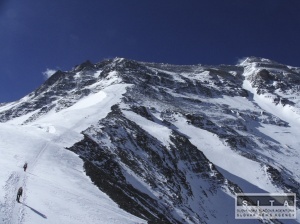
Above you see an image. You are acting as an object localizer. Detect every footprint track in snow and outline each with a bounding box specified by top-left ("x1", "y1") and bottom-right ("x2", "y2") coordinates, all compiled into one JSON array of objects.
[{"x1": 1, "y1": 172, "x2": 21, "y2": 224}]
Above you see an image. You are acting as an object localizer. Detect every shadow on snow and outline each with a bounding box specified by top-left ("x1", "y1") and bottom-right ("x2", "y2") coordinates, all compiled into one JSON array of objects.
[{"x1": 21, "y1": 203, "x2": 47, "y2": 219}]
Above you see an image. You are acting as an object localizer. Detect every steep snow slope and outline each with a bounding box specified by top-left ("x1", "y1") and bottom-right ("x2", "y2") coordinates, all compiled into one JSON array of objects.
[
  {"x1": 0, "y1": 57, "x2": 300, "y2": 223},
  {"x1": 0, "y1": 83, "x2": 146, "y2": 223},
  {"x1": 241, "y1": 58, "x2": 300, "y2": 184}
]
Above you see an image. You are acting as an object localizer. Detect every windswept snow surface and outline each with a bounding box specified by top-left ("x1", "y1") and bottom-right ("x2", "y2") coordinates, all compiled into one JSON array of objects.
[
  {"x1": 0, "y1": 84, "x2": 146, "y2": 224},
  {"x1": 1, "y1": 58, "x2": 300, "y2": 223},
  {"x1": 242, "y1": 66, "x2": 300, "y2": 183}
]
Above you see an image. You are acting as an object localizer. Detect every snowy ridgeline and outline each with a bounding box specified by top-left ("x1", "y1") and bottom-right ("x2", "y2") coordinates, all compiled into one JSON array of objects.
[
  {"x1": 0, "y1": 84, "x2": 146, "y2": 224},
  {"x1": 0, "y1": 57, "x2": 300, "y2": 223}
]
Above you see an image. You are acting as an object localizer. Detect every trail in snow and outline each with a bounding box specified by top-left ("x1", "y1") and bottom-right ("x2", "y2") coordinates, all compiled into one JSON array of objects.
[
  {"x1": 0, "y1": 84, "x2": 146, "y2": 224},
  {"x1": 0, "y1": 123, "x2": 45, "y2": 224},
  {"x1": 2, "y1": 172, "x2": 21, "y2": 224},
  {"x1": 0, "y1": 135, "x2": 49, "y2": 224}
]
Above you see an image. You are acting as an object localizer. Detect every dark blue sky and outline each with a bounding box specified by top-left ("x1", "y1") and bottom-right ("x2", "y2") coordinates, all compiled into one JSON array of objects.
[{"x1": 1, "y1": 0, "x2": 300, "y2": 102}]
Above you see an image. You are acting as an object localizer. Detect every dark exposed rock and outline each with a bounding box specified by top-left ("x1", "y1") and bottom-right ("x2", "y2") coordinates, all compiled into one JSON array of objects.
[
  {"x1": 130, "y1": 106, "x2": 154, "y2": 121},
  {"x1": 1, "y1": 57, "x2": 299, "y2": 222},
  {"x1": 257, "y1": 69, "x2": 273, "y2": 81},
  {"x1": 67, "y1": 104, "x2": 238, "y2": 223},
  {"x1": 266, "y1": 165, "x2": 300, "y2": 207}
]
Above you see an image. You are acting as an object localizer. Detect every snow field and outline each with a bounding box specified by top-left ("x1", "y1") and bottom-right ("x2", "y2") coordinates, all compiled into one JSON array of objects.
[{"x1": 0, "y1": 84, "x2": 146, "y2": 224}]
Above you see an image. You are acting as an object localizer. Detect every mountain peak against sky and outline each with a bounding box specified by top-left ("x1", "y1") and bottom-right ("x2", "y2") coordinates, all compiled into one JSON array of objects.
[
  {"x1": 1, "y1": 0, "x2": 300, "y2": 103},
  {"x1": 73, "y1": 60, "x2": 96, "y2": 72},
  {"x1": 1, "y1": 56, "x2": 299, "y2": 123},
  {"x1": 0, "y1": 57, "x2": 300, "y2": 223},
  {"x1": 238, "y1": 56, "x2": 284, "y2": 66}
]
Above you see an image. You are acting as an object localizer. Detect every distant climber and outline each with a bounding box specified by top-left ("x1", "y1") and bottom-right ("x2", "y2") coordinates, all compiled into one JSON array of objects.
[
  {"x1": 23, "y1": 162, "x2": 28, "y2": 172},
  {"x1": 16, "y1": 187, "x2": 23, "y2": 203}
]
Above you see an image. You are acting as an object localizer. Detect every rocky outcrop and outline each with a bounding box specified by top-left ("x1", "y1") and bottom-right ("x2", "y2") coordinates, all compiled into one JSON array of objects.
[
  {"x1": 68, "y1": 105, "x2": 241, "y2": 223},
  {"x1": 1, "y1": 57, "x2": 300, "y2": 223}
]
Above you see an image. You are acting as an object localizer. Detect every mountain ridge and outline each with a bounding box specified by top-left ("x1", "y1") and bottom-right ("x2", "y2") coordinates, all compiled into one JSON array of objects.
[{"x1": 0, "y1": 57, "x2": 299, "y2": 223}]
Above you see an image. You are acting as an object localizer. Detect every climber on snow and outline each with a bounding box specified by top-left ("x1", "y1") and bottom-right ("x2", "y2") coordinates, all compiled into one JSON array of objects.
[
  {"x1": 23, "y1": 162, "x2": 28, "y2": 172},
  {"x1": 16, "y1": 187, "x2": 23, "y2": 203}
]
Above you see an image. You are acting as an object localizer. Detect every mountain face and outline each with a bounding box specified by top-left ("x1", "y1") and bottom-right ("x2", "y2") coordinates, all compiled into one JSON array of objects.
[{"x1": 1, "y1": 57, "x2": 300, "y2": 223}]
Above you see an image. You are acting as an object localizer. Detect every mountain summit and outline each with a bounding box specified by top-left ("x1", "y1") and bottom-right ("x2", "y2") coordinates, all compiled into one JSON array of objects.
[{"x1": 0, "y1": 57, "x2": 299, "y2": 223}]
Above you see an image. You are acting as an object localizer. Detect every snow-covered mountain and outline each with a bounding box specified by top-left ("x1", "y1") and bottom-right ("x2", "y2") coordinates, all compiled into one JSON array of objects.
[{"x1": 0, "y1": 57, "x2": 299, "y2": 223}]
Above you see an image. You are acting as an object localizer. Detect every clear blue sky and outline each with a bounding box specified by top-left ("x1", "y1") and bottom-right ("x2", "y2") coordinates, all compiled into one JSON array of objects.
[{"x1": 0, "y1": 0, "x2": 300, "y2": 102}]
